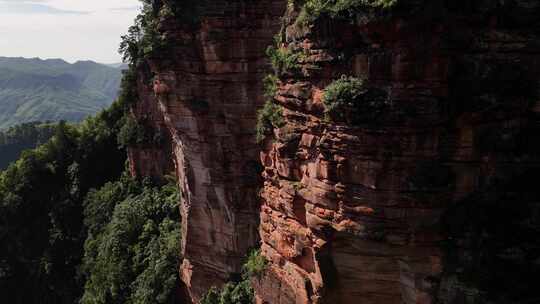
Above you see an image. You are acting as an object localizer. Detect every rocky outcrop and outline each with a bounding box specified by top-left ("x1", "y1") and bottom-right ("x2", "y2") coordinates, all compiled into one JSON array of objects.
[
  {"x1": 129, "y1": 1, "x2": 286, "y2": 302},
  {"x1": 255, "y1": 2, "x2": 540, "y2": 304},
  {"x1": 128, "y1": 1, "x2": 540, "y2": 303},
  {"x1": 129, "y1": 71, "x2": 175, "y2": 179}
]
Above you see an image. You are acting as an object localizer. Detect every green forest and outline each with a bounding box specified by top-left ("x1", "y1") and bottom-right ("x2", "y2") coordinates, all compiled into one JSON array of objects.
[
  {"x1": 1, "y1": 7, "x2": 185, "y2": 296},
  {"x1": 0, "y1": 82, "x2": 260, "y2": 304},
  {"x1": 0, "y1": 90, "x2": 184, "y2": 303},
  {"x1": 0, "y1": 122, "x2": 57, "y2": 170},
  {"x1": 0, "y1": 13, "x2": 268, "y2": 304},
  {"x1": 0, "y1": 1, "x2": 259, "y2": 302}
]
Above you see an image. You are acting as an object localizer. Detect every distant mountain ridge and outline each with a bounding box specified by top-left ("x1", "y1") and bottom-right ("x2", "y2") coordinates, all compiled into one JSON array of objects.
[
  {"x1": 105, "y1": 62, "x2": 129, "y2": 69},
  {"x1": 0, "y1": 57, "x2": 124, "y2": 129}
]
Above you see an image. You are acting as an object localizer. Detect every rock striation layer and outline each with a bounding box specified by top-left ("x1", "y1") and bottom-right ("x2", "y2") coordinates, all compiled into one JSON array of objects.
[
  {"x1": 128, "y1": 1, "x2": 540, "y2": 303},
  {"x1": 255, "y1": 2, "x2": 540, "y2": 304},
  {"x1": 129, "y1": 1, "x2": 286, "y2": 302}
]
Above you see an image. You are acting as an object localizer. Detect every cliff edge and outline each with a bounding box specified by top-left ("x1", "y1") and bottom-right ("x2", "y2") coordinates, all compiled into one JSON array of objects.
[{"x1": 128, "y1": 1, "x2": 540, "y2": 303}]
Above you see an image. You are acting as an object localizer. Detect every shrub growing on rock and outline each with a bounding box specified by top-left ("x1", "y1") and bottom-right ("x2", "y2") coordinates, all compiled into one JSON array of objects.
[
  {"x1": 266, "y1": 45, "x2": 303, "y2": 76},
  {"x1": 263, "y1": 74, "x2": 279, "y2": 100},
  {"x1": 256, "y1": 101, "x2": 285, "y2": 143},
  {"x1": 322, "y1": 76, "x2": 388, "y2": 125},
  {"x1": 243, "y1": 249, "x2": 268, "y2": 278}
]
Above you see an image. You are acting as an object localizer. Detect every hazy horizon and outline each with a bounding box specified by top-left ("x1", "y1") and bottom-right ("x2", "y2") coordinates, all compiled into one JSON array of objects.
[
  {"x1": 0, "y1": 0, "x2": 140, "y2": 64},
  {"x1": 0, "y1": 55, "x2": 127, "y2": 65}
]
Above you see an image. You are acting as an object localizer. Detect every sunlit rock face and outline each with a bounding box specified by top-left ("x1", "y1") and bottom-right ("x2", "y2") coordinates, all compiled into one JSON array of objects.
[
  {"x1": 254, "y1": 2, "x2": 540, "y2": 304},
  {"x1": 128, "y1": 1, "x2": 540, "y2": 303},
  {"x1": 128, "y1": 1, "x2": 287, "y2": 302}
]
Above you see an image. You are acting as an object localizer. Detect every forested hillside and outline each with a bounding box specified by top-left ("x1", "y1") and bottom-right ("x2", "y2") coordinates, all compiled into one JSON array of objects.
[
  {"x1": 0, "y1": 72, "x2": 182, "y2": 303},
  {"x1": 0, "y1": 2, "x2": 184, "y2": 300},
  {"x1": 0, "y1": 57, "x2": 124, "y2": 129},
  {"x1": 1, "y1": 1, "x2": 261, "y2": 302}
]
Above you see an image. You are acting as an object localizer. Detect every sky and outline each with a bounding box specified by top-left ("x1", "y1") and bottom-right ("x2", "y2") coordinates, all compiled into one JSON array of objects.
[{"x1": 0, "y1": 0, "x2": 141, "y2": 63}]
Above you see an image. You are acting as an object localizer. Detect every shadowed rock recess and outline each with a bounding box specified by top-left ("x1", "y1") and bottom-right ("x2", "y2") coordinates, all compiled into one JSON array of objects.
[{"x1": 129, "y1": 1, "x2": 540, "y2": 303}]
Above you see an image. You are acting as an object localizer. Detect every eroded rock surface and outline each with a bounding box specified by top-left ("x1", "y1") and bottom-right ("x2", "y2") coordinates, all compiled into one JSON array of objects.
[
  {"x1": 255, "y1": 2, "x2": 540, "y2": 304},
  {"x1": 129, "y1": 1, "x2": 286, "y2": 302},
  {"x1": 128, "y1": 1, "x2": 540, "y2": 303}
]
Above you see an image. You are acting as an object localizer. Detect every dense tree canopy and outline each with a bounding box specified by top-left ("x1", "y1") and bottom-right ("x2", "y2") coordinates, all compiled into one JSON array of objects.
[
  {"x1": 0, "y1": 96, "x2": 182, "y2": 304},
  {"x1": 0, "y1": 122, "x2": 57, "y2": 170},
  {"x1": 0, "y1": 2, "x2": 196, "y2": 303},
  {"x1": 81, "y1": 175, "x2": 181, "y2": 304},
  {"x1": 0, "y1": 100, "x2": 127, "y2": 303}
]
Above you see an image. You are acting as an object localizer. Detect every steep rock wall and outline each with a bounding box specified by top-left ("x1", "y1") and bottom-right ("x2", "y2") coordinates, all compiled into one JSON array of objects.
[
  {"x1": 127, "y1": 1, "x2": 540, "y2": 303},
  {"x1": 129, "y1": 68, "x2": 175, "y2": 179},
  {"x1": 129, "y1": 1, "x2": 286, "y2": 302},
  {"x1": 255, "y1": 2, "x2": 540, "y2": 304}
]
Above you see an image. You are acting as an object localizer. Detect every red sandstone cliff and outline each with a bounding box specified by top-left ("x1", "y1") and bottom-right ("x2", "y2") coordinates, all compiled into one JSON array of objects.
[
  {"x1": 255, "y1": 2, "x2": 540, "y2": 304},
  {"x1": 129, "y1": 1, "x2": 286, "y2": 302},
  {"x1": 128, "y1": 1, "x2": 540, "y2": 303}
]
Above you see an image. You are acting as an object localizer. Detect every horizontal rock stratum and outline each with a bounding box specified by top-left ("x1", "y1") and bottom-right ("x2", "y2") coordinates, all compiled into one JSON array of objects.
[{"x1": 128, "y1": 1, "x2": 540, "y2": 303}]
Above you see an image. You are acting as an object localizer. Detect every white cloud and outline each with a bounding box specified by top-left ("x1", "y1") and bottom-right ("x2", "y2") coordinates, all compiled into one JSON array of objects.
[
  {"x1": 0, "y1": 0, "x2": 141, "y2": 63},
  {"x1": 0, "y1": 2, "x2": 90, "y2": 15}
]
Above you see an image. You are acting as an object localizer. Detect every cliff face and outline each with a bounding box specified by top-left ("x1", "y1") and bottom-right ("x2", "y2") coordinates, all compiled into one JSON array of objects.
[
  {"x1": 128, "y1": 1, "x2": 540, "y2": 303},
  {"x1": 129, "y1": 1, "x2": 286, "y2": 302},
  {"x1": 255, "y1": 2, "x2": 540, "y2": 304}
]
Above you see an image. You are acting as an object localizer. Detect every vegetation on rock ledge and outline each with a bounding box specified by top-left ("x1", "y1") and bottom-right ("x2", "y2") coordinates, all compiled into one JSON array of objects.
[
  {"x1": 256, "y1": 40, "x2": 291, "y2": 143},
  {"x1": 256, "y1": 101, "x2": 285, "y2": 143},
  {"x1": 323, "y1": 76, "x2": 388, "y2": 126},
  {"x1": 266, "y1": 45, "x2": 303, "y2": 77},
  {"x1": 293, "y1": 0, "x2": 398, "y2": 24},
  {"x1": 243, "y1": 249, "x2": 268, "y2": 278},
  {"x1": 263, "y1": 74, "x2": 279, "y2": 100}
]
